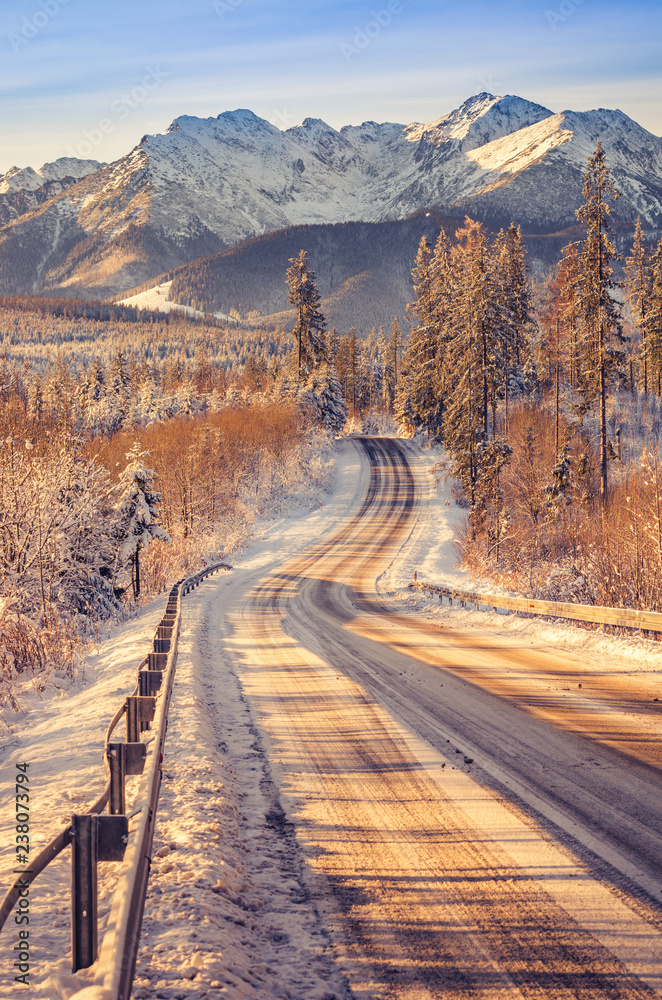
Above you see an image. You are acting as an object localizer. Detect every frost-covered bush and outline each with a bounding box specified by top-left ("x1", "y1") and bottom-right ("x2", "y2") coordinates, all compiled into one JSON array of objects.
[
  {"x1": 458, "y1": 398, "x2": 662, "y2": 611},
  {"x1": 103, "y1": 402, "x2": 337, "y2": 590},
  {"x1": 0, "y1": 442, "x2": 121, "y2": 623}
]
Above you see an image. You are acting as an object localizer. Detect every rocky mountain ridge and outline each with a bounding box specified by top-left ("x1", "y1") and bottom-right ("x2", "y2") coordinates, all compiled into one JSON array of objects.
[
  {"x1": 0, "y1": 93, "x2": 660, "y2": 299},
  {"x1": 0, "y1": 157, "x2": 105, "y2": 226}
]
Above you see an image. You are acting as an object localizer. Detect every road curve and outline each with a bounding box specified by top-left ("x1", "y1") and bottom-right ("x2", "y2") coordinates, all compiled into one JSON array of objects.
[{"x1": 223, "y1": 437, "x2": 662, "y2": 1000}]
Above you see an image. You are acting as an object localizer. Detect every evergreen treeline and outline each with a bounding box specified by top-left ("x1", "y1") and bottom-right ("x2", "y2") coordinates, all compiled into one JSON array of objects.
[
  {"x1": 396, "y1": 217, "x2": 536, "y2": 540},
  {"x1": 398, "y1": 142, "x2": 662, "y2": 612},
  {"x1": 0, "y1": 294, "x2": 225, "y2": 328}
]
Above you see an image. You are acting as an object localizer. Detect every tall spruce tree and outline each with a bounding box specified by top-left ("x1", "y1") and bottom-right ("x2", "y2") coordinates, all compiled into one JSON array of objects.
[
  {"x1": 644, "y1": 236, "x2": 662, "y2": 396},
  {"x1": 495, "y1": 223, "x2": 537, "y2": 433},
  {"x1": 383, "y1": 318, "x2": 402, "y2": 412},
  {"x1": 443, "y1": 218, "x2": 511, "y2": 536},
  {"x1": 286, "y1": 250, "x2": 326, "y2": 382},
  {"x1": 574, "y1": 141, "x2": 624, "y2": 504},
  {"x1": 396, "y1": 233, "x2": 449, "y2": 437},
  {"x1": 557, "y1": 241, "x2": 582, "y2": 392},
  {"x1": 625, "y1": 217, "x2": 651, "y2": 393}
]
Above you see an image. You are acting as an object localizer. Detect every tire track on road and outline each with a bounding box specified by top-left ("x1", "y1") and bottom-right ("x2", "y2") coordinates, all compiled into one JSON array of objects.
[{"x1": 223, "y1": 437, "x2": 662, "y2": 999}]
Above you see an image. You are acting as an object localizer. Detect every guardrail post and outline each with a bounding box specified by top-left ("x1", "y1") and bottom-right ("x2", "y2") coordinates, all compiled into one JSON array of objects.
[
  {"x1": 71, "y1": 815, "x2": 129, "y2": 973},
  {"x1": 71, "y1": 814, "x2": 98, "y2": 971},
  {"x1": 139, "y1": 669, "x2": 163, "y2": 695},
  {"x1": 126, "y1": 697, "x2": 139, "y2": 743},
  {"x1": 125, "y1": 696, "x2": 156, "y2": 742},
  {"x1": 106, "y1": 744, "x2": 127, "y2": 815},
  {"x1": 148, "y1": 651, "x2": 168, "y2": 670},
  {"x1": 126, "y1": 742, "x2": 147, "y2": 775}
]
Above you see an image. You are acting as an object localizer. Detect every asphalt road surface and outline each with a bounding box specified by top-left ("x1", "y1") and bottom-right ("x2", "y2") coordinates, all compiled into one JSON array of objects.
[{"x1": 222, "y1": 436, "x2": 662, "y2": 1000}]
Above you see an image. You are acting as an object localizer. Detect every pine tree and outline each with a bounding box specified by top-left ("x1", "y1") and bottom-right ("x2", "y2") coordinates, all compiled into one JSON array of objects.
[
  {"x1": 644, "y1": 236, "x2": 662, "y2": 396},
  {"x1": 301, "y1": 362, "x2": 348, "y2": 434},
  {"x1": 86, "y1": 358, "x2": 106, "y2": 405},
  {"x1": 442, "y1": 218, "x2": 510, "y2": 536},
  {"x1": 115, "y1": 443, "x2": 171, "y2": 598},
  {"x1": 349, "y1": 327, "x2": 358, "y2": 414},
  {"x1": 397, "y1": 233, "x2": 449, "y2": 437},
  {"x1": 557, "y1": 242, "x2": 583, "y2": 392},
  {"x1": 574, "y1": 141, "x2": 624, "y2": 504},
  {"x1": 495, "y1": 223, "x2": 537, "y2": 433},
  {"x1": 624, "y1": 217, "x2": 651, "y2": 393},
  {"x1": 45, "y1": 356, "x2": 75, "y2": 446},
  {"x1": 383, "y1": 318, "x2": 402, "y2": 412},
  {"x1": 285, "y1": 250, "x2": 326, "y2": 382}
]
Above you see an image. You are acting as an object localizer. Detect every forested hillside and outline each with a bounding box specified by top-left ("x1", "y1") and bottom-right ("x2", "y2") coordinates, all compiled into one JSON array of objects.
[{"x1": 130, "y1": 212, "x2": 638, "y2": 334}]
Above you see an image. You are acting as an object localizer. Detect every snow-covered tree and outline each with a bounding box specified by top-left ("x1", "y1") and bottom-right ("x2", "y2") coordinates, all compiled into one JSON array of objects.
[
  {"x1": 383, "y1": 318, "x2": 402, "y2": 412},
  {"x1": 0, "y1": 443, "x2": 119, "y2": 622},
  {"x1": 494, "y1": 223, "x2": 538, "y2": 429},
  {"x1": 573, "y1": 141, "x2": 625, "y2": 504},
  {"x1": 396, "y1": 231, "x2": 451, "y2": 437},
  {"x1": 625, "y1": 218, "x2": 652, "y2": 393},
  {"x1": 300, "y1": 362, "x2": 348, "y2": 435},
  {"x1": 440, "y1": 219, "x2": 511, "y2": 535},
  {"x1": 115, "y1": 443, "x2": 170, "y2": 598},
  {"x1": 644, "y1": 236, "x2": 662, "y2": 396},
  {"x1": 286, "y1": 250, "x2": 327, "y2": 382}
]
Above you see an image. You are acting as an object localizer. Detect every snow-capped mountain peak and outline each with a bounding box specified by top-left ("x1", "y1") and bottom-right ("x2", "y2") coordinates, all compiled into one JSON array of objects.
[
  {"x1": 1, "y1": 93, "x2": 661, "y2": 300},
  {"x1": 405, "y1": 93, "x2": 554, "y2": 151},
  {"x1": 0, "y1": 156, "x2": 106, "y2": 228},
  {"x1": 0, "y1": 157, "x2": 104, "y2": 195}
]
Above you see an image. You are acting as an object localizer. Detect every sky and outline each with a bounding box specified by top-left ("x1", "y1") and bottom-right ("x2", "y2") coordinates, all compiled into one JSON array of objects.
[{"x1": 0, "y1": 0, "x2": 661, "y2": 174}]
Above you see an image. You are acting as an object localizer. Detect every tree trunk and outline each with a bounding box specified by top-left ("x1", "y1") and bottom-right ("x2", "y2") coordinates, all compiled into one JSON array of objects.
[
  {"x1": 600, "y1": 357, "x2": 608, "y2": 505},
  {"x1": 134, "y1": 547, "x2": 141, "y2": 599}
]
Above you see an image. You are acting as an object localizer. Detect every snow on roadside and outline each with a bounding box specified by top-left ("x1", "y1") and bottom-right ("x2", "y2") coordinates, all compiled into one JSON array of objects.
[
  {"x1": 128, "y1": 440, "x2": 365, "y2": 1000},
  {"x1": 0, "y1": 598, "x2": 167, "y2": 998},
  {"x1": 380, "y1": 442, "x2": 662, "y2": 674},
  {"x1": 0, "y1": 439, "x2": 363, "y2": 998},
  {"x1": 128, "y1": 576, "x2": 350, "y2": 1000}
]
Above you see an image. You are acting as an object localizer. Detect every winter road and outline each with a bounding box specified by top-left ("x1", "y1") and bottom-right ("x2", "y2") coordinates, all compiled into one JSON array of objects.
[{"x1": 221, "y1": 437, "x2": 662, "y2": 1000}]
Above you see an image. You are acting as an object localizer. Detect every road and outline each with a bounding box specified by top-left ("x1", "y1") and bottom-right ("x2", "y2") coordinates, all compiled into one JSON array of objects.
[{"x1": 222, "y1": 436, "x2": 662, "y2": 1000}]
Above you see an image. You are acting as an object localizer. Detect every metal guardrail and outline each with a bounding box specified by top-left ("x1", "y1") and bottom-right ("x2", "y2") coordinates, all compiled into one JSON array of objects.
[
  {"x1": 0, "y1": 560, "x2": 231, "y2": 999},
  {"x1": 91, "y1": 561, "x2": 230, "y2": 999},
  {"x1": 410, "y1": 580, "x2": 662, "y2": 634}
]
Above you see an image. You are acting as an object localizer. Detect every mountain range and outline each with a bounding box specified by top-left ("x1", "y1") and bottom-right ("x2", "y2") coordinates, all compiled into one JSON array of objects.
[
  {"x1": 1, "y1": 93, "x2": 661, "y2": 320},
  {"x1": 0, "y1": 158, "x2": 104, "y2": 227}
]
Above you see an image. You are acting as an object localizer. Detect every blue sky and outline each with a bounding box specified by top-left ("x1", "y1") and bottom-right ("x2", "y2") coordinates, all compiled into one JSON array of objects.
[{"x1": 1, "y1": 0, "x2": 660, "y2": 173}]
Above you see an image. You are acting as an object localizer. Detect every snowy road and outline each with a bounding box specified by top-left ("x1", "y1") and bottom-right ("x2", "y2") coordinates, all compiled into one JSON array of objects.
[{"x1": 219, "y1": 436, "x2": 662, "y2": 999}]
